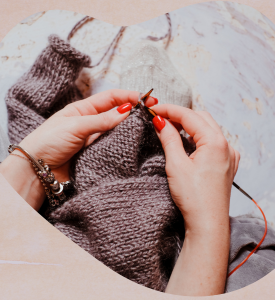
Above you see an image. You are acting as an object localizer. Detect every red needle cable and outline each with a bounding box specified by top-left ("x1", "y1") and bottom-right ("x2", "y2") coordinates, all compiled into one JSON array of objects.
[{"x1": 228, "y1": 183, "x2": 268, "y2": 277}]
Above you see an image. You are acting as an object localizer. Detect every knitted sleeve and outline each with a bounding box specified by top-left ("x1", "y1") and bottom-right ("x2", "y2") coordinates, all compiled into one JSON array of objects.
[{"x1": 5, "y1": 34, "x2": 91, "y2": 144}]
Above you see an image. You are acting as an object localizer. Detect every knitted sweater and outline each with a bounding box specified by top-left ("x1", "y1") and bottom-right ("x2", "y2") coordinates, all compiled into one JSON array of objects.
[{"x1": 5, "y1": 34, "x2": 275, "y2": 293}]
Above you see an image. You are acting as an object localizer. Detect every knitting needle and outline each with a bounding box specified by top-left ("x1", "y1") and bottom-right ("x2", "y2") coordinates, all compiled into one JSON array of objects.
[
  {"x1": 140, "y1": 88, "x2": 158, "y2": 117},
  {"x1": 140, "y1": 88, "x2": 267, "y2": 276},
  {"x1": 141, "y1": 90, "x2": 255, "y2": 201},
  {"x1": 232, "y1": 181, "x2": 252, "y2": 200},
  {"x1": 141, "y1": 88, "x2": 154, "y2": 102}
]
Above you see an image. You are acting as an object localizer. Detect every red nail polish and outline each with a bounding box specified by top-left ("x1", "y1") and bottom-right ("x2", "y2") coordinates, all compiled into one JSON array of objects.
[
  {"x1": 153, "y1": 115, "x2": 166, "y2": 132},
  {"x1": 152, "y1": 97, "x2": 158, "y2": 104},
  {"x1": 117, "y1": 103, "x2": 132, "y2": 114}
]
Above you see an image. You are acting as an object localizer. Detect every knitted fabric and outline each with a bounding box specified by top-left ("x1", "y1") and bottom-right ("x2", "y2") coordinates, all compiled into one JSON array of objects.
[
  {"x1": 47, "y1": 105, "x2": 195, "y2": 291},
  {"x1": 5, "y1": 34, "x2": 275, "y2": 293},
  {"x1": 120, "y1": 41, "x2": 192, "y2": 108},
  {"x1": 6, "y1": 34, "x2": 91, "y2": 144}
]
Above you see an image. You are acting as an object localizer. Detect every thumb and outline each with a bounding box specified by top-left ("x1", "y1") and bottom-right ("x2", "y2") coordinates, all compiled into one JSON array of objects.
[
  {"x1": 153, "y1": 115, "x2": 189, "y2": 164},
  {"x1": 71, "y1": 103, "x2": 132, "y2": 139}
]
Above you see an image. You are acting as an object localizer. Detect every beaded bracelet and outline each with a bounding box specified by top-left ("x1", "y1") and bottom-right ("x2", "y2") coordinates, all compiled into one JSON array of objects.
[{"x1": 8, "y1": 144, "x2": 72, "y2": 207}]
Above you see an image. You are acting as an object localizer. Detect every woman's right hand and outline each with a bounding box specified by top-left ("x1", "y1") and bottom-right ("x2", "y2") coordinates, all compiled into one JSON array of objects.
[
  {"x1": 151, "y1": 104, "x2": 240, "y2": 296},
  {"x1": 152, "y1": 104, "x2": 240, "y2": 234}
]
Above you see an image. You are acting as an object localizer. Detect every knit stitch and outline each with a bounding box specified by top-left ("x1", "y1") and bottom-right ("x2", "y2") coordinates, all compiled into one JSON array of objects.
[{"x1": 6, "y1": 34, "x2": 91, "y2": 144}]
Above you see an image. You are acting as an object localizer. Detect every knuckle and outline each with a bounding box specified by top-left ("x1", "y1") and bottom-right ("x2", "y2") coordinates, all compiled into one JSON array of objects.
[
  {"x1": 104, "y1": 90, "x2": 114, "y2": 102},
  {"x1": 98, "y1": 113, "x2": 110, "y2": 131},
  {"x1": 162, "y1": 134, "x2": 178, "y2": 150},
  {"x1": 214, "y1": 136, "x2": 229, "y2": 152},
  {"x1": 64, "y1": 103, "x2": 74, "y2": 112},
  {"x1": 71, "y1": 118, "x2": 81, "y2": 129},
  {"x1": 235, "y1": 150, "x2": 241, "y2": 162},
  {"x1": 230, "y1": 148, "x2": 236, "y2": 161},
  {"x1": 202, "y1": 111, "x2": 211, "y2": 117}
]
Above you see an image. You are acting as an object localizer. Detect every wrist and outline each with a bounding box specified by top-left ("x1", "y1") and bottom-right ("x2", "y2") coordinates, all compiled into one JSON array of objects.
[
  {"x1": 184, "y1": 214, "x2": 230, "y2": 239},
  {"x1": 0, "y1": 151, "x2": 46, "y2": 210}
]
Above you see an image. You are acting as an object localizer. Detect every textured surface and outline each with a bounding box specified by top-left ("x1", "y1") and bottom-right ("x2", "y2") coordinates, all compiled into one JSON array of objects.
[
  {"x1": 1, "y1": 2, "x2": 275, "y2": 299},
  {"x1": 1, "y1": 4, "x2": 275, "y2": 224},
  {"x1": 120, "y1": 41, "x2": 192, "y2": 107}
]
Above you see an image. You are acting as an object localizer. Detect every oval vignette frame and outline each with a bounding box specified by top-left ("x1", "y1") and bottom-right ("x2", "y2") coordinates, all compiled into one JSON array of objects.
[{"x1": 0, "y1": 1, "x2": 275, "y2": 299}]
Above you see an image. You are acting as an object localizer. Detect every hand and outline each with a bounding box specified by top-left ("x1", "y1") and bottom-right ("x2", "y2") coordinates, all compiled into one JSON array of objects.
[
  {"x1": 151, "y1": 104, "x2": 240, "y2": 296},
  {"x1": 152, "y1": 105, "x2": 240, "y2": 233},
  {"x1": 19, "y1": 89, "x2": 157, "y2": 179},
  {"x1": 0, "y1": 89, "x2": 157, "y2": 210}
]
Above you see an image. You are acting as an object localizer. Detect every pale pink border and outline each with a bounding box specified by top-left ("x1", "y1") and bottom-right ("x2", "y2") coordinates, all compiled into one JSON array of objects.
[{"x1": 1, "y1": 1, "x2": 275, "y2": 299}]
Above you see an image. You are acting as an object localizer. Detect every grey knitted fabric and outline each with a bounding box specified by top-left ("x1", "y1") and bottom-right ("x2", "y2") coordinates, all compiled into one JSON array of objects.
[
  {"x1": 5, "y1": 34, "x2": 275, "y2": 293},
  {"x1": 120, "y1": 41, "x2": 192, "y2": 108},
  {"x1": 226, "y1": 215, "x2": 275, "y2": 292}
]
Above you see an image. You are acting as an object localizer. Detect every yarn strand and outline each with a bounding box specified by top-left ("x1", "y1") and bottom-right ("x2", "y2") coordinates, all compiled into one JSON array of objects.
[
  {"x1": 67, "y1": 15, "x2": 126, "y2": 69},
  {"x1": 88, "y1": 26, "x2": 126, "y2": 68},
  {"x1": 146, "y1": 13, "x2": 172, "y2": 48},
  {"x1": 227, "y1": 198, "x2": 268, "y2": 277},
  {"x1": 67, "y1": 16, "x2": 94, "y2": 41}
]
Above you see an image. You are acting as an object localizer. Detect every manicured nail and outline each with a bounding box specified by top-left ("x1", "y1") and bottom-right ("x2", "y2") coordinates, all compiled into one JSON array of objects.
[
  {"x1": 152, "y1": 97, "x2": 158, "y2": 104},
  {"x1": 117, "y1": 103, "x2": 132, "y2": 114},
  {"x1": 152, "y1": 115, "x2": 166, "y2": 132}
]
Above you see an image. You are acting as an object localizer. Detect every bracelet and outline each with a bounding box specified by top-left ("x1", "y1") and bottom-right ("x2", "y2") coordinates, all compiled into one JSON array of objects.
[{"x1": 8, "y1": 144, "x2": 72, "y2": 208}]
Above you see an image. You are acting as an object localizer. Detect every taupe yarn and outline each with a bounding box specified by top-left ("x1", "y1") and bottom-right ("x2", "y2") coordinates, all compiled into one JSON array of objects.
[
  {"x1": 48, "y1": 104, "x2": 195, "y2": 291},
  {"x1": 6, "y1": 34, "x2": 91, "y2": 144}
]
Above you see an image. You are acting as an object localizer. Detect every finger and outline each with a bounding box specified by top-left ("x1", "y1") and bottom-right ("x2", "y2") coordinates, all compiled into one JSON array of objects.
[
  {"x1": 228, "y1": 144, "x2": 240, "y2": 177},
  {"x1": 152, "y1": 116, "x2": 189, "y2": 164},
  {"x1": 70, "y1": 102, "x2": 133, "y2": 138},
  {"x1": 195, "y1": 110, "x2": 241, "y2": 175},
  {"x1": 169, "y1": 120, "x2": 183, "y2": 132},
  {"x1": 233, "y1": 148, "x2": 240, "y2": 176},
  {"x1": 58, "y1": 89, "x2": 158, "y2": 117},
  {"x1": 151, "y1": 104, "x2": 216, "y2": 146},
  {"x1": 84, "y1": 132, "x2": 104, "y2": 147},
  {"x1": 194, "y1": 111, "x2": 223, "y2": 134}
]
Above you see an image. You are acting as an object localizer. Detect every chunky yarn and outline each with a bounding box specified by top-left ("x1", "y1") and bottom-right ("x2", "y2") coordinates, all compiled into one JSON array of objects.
[
  {"x1": 6, "y1": 34, "x2": 91, "y2": 144},
  {"x1": 48, "y1": 105, "x2": 194, "y2": 291}
]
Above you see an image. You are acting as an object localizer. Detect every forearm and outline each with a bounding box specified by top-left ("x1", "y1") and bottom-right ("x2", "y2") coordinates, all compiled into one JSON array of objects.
[
  {"x1": 165, "y1": 220, "x2": 230, "y2": 296},
  {"x1": 0, "y1": 151, "x2": 45, "y2": 210}
]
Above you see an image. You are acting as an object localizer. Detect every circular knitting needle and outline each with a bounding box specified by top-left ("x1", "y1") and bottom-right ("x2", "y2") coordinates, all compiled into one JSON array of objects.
[
  {"x1": 141, "y1": 88, "x2": 158, "y2": 117},
  {"x1": 138, "y1": 89, "x2": 267, "y2": 277},
  {"x1": 141, "y1": 88, "x2": 154, "y2": 102}
]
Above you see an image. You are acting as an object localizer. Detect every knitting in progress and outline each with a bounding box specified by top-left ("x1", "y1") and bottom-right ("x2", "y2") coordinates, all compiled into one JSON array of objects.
[{"x1": 5, "y1": 33, "x2": 275, "y2": 293}]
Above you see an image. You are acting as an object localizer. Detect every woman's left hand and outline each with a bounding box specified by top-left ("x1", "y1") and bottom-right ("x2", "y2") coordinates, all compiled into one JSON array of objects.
[
  {"x1": 20, "y1": 89, "x2": 156, "y2": 178},
  {"x1": 0, "y1": 89, "x2": 157, "y2": 210}
]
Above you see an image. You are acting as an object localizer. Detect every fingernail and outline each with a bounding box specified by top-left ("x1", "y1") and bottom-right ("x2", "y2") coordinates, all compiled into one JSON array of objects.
[
  {"x1": 117, "y1": 103, "x2": 132, "y2": 114},
  {"x1": 152, "y1": 115, "x2": 166, "y2": 132},
  {"x1": 152, "y1": 97, "x2": 158, "y2": 104}
]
